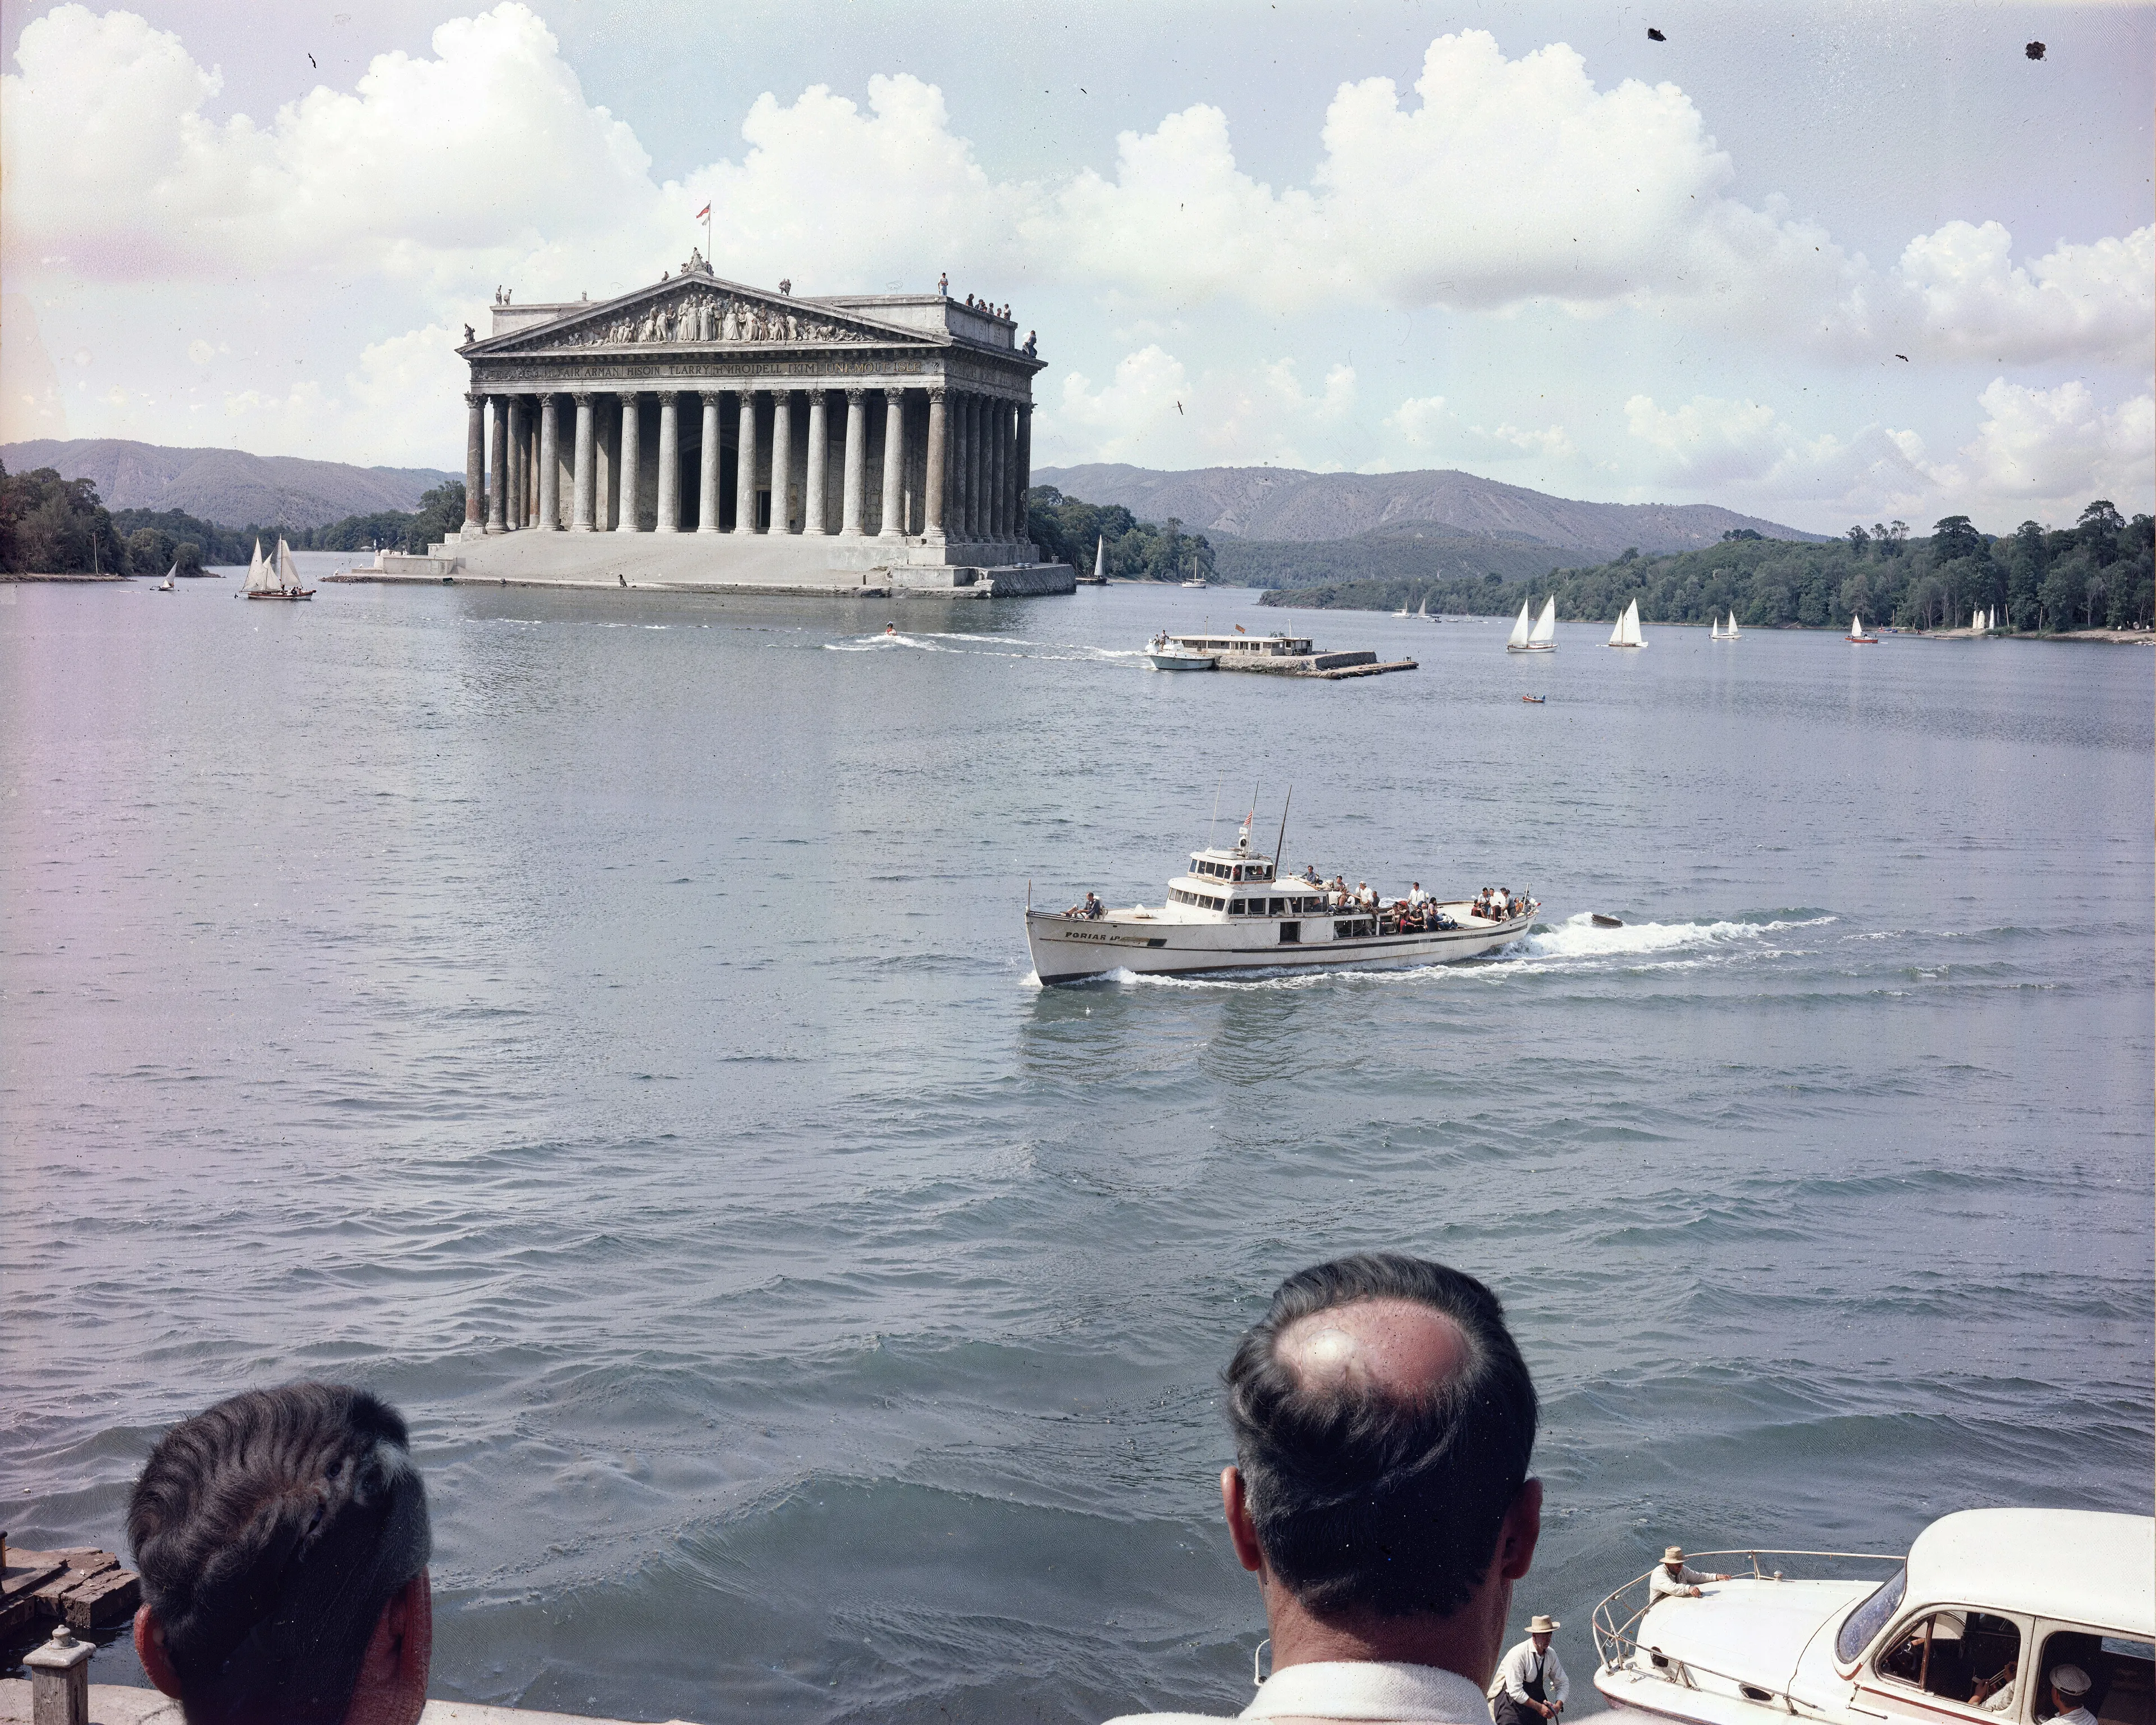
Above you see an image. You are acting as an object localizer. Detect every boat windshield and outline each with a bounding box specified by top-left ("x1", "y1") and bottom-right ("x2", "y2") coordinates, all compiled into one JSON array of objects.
[{"x1": 1837, "y1": 1566, "x2": 1908, "y2": 1665}]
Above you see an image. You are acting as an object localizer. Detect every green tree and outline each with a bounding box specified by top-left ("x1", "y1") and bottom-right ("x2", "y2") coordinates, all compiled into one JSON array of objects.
[{"x1": 1930, "y1": 515, "x2": 1985, "y2": 565}]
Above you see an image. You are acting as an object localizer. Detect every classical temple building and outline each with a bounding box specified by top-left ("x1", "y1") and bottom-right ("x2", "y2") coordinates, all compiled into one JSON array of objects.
[{"x1": 431, "y1": 253, "x2": 1068, "y2": 594}]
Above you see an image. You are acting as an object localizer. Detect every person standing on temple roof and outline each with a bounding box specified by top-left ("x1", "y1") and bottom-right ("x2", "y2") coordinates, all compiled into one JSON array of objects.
[
  {"x1": 1025, "y1": 331, "x2": 1038, "y2": 355},
  {"x1": 938, "y1": 271, "x2": 949, "y2": 295},
  {"x1": 1488, "y1": 1615, "x2": 1568, "y2": 1725}
]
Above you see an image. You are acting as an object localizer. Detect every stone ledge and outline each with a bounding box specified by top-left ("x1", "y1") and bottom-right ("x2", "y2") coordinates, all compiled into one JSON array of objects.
[{"x1": 0, "y1": 1681, "x2": 698, "y2": 1725}]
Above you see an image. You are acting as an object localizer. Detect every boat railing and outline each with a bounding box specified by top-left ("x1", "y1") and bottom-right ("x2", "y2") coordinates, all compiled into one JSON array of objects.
[{"x1": 1592, "y1": 1549, "x2": 1901, "y2": 1714}]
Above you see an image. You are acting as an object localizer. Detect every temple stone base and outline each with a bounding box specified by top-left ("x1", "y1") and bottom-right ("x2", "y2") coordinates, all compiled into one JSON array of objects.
[{"x1": 359, "y1": 533, "x2": 1073, "y2": 598}]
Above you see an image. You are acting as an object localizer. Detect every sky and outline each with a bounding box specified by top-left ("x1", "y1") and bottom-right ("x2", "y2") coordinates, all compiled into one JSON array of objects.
[{"x1": 1, "y1": 0, "x2": 2149, "y2": 534}]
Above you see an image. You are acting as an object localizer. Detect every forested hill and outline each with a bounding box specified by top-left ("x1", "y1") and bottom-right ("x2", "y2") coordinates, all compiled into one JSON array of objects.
[
  {"x1": 0, "y1": 439, "x2": 456, "y2": 531},
  {"x1": 1031, "y1": 462, "x2": 1820, "y2": 557},
  {"x1": 1262, "y1": 506, "x2": 2154, "y2": 635}
]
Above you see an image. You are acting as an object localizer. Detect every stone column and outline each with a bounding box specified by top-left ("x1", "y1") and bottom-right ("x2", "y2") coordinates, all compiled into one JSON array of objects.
[
  {"x1": 950, "y1": 394, "x2": 970, "y2": 542},
  {"x1": 537, "y1": 395, "x2": 561, "y2": 529},
  {"x1": 803, "y1": 391, "x2": 829, "y2": 533},
  {"x1": 698, "y1": 393, "x2": 723, "y2": 533},
  {"x1": 486, "y1": 396, "x2": 508, "y2": 531},
  {"x1": 733, "y1": 390, "x2": 761, "y2": 533},
  {"x1": 463, "y1": 394, "x2": 486, "y2": 535},
  {"x1": 770, "y1": 389, "x2": 794, "y2": 533},
  {"x1": 966, "y1": 394, "x2": 985, "y2": 541},
  {"x1": 571, "y1": 394, "x2": 596, "y2": 531},
  {"x1": 924, "y1": 388, "x2": 948, "y2": 542},
  {"x1": 988, "y1": 399, "x2": 1007, "y2": 542},
  {"x1": 506, "y1": 398, "x2": 526, "y2": 529},
  {"x1": 839, "y1": 387, "x2": 867, "y2": 536},
  {"x1": 615, "y1": 392, "x2": 642, "y2": 531},
  {"x1": 526, "y1": 405, "x2": 541, "y2": 526},
  {"x1": 878, "y1": 388, "x2": 907, "y2": 538},
  {"x1": 655, "y1": 392, "x2": 680, "y2": 532},
  {"x1": 1014, "y1": 401, "x2": 1033, "y2": 543}
]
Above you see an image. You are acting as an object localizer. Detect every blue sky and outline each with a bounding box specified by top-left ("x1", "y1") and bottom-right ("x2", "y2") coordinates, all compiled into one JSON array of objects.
[{"x1": 2, "y1": 0, "x2": 2149, "y2": 532}]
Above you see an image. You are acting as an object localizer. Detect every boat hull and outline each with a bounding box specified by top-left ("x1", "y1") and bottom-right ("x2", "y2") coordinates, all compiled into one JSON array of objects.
[
  {"x1": 1026, "y1": 905, "x2": 1534, "y2": 984},
  {"x1": 1146, "y1": 653, "x2": 1217, "y2": 670},
  {"x1": 1505, "y1": 644, "x2": 1554, "y2": 654}
]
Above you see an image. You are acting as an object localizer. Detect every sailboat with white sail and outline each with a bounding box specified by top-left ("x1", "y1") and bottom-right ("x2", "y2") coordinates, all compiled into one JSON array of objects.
[
  {"x1": 1606, "y1": 597, "x2": 1646, "y2": 648},
  {"x1": 1506, "y1": 596, "x2": 1557, "y2": 653},
  {"x1": 1710, "y1": 609, "x2": 1740, "y2": 640},
  {"x1": 243, "y1": 537, "x2": 316, "y2": 601},
  {"x1": 157, "y1": 562, "x2": 175, "y2": 592},
  {"x1": 1415, "y1": 596, "x2": 1429, "y2": 620},
  {"x1": 1079, "y1": 536, "x2": 1108, "y2": 585},
  {"x1": 1847, "y1": 612, "x2": 1878, "y2": 644}
]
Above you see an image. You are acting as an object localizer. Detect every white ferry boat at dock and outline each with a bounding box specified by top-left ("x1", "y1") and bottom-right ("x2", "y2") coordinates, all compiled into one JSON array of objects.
[
  {"x1": 1025, "y1": 819, "x2": 1535, "y2": 983},
  {"x1": 1143, "y1": 629, "x2": 1417, "y2": 679},
  {"x1": 1591, "y1": 1509, "x2": 2152, "y2": 1725}
]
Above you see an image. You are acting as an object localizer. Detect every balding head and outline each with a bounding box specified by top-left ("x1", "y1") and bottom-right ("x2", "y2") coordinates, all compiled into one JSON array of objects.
[
  {"x1": 1226, "y1": 1254, "x2": 1538, "y2": 1622},
  {"x1": 1276, "y1": 1297, "x2": 1473, "y2": 1401}
]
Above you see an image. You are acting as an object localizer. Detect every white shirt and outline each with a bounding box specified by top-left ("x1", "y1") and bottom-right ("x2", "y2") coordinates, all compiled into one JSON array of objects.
[
  {"x1": 2047, "y1": 1707, "x2": 2095, "y2": 1725},
  {"x1": 1648, "y1": 1564, "x2": 1714, "y2": 1601},
  {"x1": 1104, "y1": 1658, "x2": 1496, "y2": 1725},
  {"x1": 1976, "y1": 1678, "x2": 2016, "y2": 1715},
  {"x1": 1487, "y1": 1640, "x2": 1569, "y2": 1707},
  {"x1": 1408, "y1": 888, "x2": 1428, "y2": 907}
]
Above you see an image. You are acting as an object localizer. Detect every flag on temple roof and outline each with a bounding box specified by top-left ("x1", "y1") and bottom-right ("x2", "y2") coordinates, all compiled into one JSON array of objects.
[{"x1": 695, "y1": 203, "x2": 711, "y2": 219}]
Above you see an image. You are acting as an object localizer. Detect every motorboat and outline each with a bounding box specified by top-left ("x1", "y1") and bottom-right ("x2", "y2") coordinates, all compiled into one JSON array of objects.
[
  {"x1": 1522, "y1": 694, "x2": 1546, "y2": 704},
  {"x1": 1508, "y1": 596, "x2": 1557, "y2": 652},
  {"x1": 1146, "y1": 631, "x2": 1217, "y2": 670},
  {"x1": 1024, "y1": 814, "x2": 1538, "y2": 983},
  {"x1": 1849, "y1": 612, "x2": 1879, "y2": 643},
  {"x1": 1592, "y1": 1509, "x2": 2152, "y2": 1725},
  {"x1": 1608, "y1": 597, "x2": 1646, "y2": 647},
  {"x1": 1591, "y1": 912, "x2": 1624, "y2": 927}
]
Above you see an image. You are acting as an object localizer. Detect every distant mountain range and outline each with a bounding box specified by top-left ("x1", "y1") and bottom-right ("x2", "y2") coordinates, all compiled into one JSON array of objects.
[
  {"x1": 1, "y1": 439, "x2": 458, "y2": 530},
  {"x1": 1034, "y1": 463, "x2": 1824, "y2": 560}
]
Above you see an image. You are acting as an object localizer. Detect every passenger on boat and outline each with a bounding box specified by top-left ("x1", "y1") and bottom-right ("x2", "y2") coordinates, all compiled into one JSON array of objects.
[
  {"x1": 2046, "y1": 1665, "x2": 2096, "y2": 1725},
  {"x1": 1489, "y1": 1615, "x2": 1569, "y2": 1725},
  {"x1": 1356, "y1": 882, "x2": 1377, "y2": 910},
  {"x1": 1301, "y1": 864, "x2": 1322, "y2": 886},
  {"x1": 1408, "y1": 883, "x2": 1427, "y2": 908},
  {"x1": 1100, "y1": 1253, "x2": 1542, "y2": 1725},
  {"x1": 1066, "y1": 892, "x2": 1104, "y2": 919},
  {"x1": 1648, "y1": 1546, "x2": 1728, "y2": 1601}
]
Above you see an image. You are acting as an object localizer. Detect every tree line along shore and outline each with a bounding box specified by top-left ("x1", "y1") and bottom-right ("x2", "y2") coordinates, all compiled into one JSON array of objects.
[
  {"x1": 6, "y1": 455, "x2": 2148, "y2": 638},
  {"x1": 0, "y1": 461, "x2": 469, "y2": 577},
  {"x1": 1260, "y1": 504, "x2": 2154, "y2": 636}
]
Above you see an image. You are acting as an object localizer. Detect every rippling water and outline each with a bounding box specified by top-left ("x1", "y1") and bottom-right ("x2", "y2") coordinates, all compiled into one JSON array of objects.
[{"x1": 3, "y1": 569, "x2": 2150, "y2": 1724}]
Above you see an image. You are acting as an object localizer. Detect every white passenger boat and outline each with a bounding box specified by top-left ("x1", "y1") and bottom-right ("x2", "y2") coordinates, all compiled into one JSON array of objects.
[
  {"x1": 1146, "y1": 631, "x2": 1217, "y2": 670},
  {"x1": 1024, "y1": 819, "x2": 1537, "y2": 983},
  {"x1": 1592, "y1": 1509, "x2": 2153, "y2": 1725}
]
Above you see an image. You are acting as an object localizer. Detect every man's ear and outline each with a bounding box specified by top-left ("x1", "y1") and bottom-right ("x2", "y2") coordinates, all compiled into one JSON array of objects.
[
  {"x1": 134, "y1": 1605, "x2": 184, "y2": 1698},
  {"x1": 346, "y1": 1569, "x2": 432, "y2": 1725},
  {"x1": 1497, "y1": 1477, "x2": 1543, "y2": 1583},
  {"x1": 1221, "y1": 1465, "x2": 1266, "y2": 1576}
]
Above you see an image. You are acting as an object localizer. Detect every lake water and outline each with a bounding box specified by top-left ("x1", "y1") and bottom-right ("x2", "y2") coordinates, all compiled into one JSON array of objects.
[{"x1": 3, "y1": 567, "x2": 2150, "y2": 1724}]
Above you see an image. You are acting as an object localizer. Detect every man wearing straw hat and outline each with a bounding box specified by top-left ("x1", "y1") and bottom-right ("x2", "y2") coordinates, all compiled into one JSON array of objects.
[
  {"x1": 1649, "y1": 1546, "x2": 1730, "y2": 1603},
  {"x1": 1487, "y1": 1614, "x2": 1568, "y2": 1725}
]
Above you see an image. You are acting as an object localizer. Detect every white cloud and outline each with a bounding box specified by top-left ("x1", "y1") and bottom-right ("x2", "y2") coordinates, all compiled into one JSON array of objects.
[
  {"x1": 1886, "y1": 221, "x2": 2154, "y2": 364},
  {"x1": 1912, "y1": 380, "x2": 2154, "y2": 521},
  {"x1": 1386, "y1": 395, "x2": 1449, "y2": 451},
  {"x1": 1038, "y1": 348, "x2": 1356, "y2": 469}
]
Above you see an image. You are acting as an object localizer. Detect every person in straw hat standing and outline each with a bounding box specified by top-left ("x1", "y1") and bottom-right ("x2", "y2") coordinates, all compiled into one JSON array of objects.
[
  {"x1": 1649, "y1": 1545, "x2": 1730, "y2": 1603},
  {"x1": 1487, "y1": 1614, "x2": 1568, "y2": 1725}
]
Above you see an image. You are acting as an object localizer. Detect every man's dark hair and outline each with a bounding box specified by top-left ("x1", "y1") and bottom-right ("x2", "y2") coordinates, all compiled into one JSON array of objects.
[
  {"x1": 127, "y1": 1384, "x2": 431, "y2": 1725},
  {"x1": 1226, "y1": 1253, "x2": 1537, "y2": 1620}
]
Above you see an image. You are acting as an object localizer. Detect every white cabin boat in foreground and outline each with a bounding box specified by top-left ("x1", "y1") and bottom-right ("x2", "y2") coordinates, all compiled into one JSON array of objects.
[
  {"x1": 1593, "y1": 1509, "x2": 2153, "y2": 1725},
  {"x1": 1025, "y1": 821, "x2": 1536, "y2": 983}
]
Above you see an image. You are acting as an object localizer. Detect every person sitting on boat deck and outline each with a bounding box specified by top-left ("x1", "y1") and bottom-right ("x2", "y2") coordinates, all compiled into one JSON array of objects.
[
  {"x1": 1971, "y1": 1657, "x2": 2018, "y2": 1714},
  {"x1": 127, "y1": 1383, "x2": 433, "y2": 1725},
  {"x1": 1303, "y1": 864, "x2": 1323, "y2": 886},
  {"x1": 1079, "y1": 892, "x2": 1104, "y2": 919},
  {"x1": 2044, "y1": 1665, "x2": 2096, "y2": 1725},
  {"x1": 1488, "y1": 1614, "x2": 1569, "y2": 1725},
  {"x1": 1648, "y1": 1546, "x2": 1729, "y2": 1601},
  {"x1": 1100, "y1": 1252, "x2": 1542, "y2": 1725}
]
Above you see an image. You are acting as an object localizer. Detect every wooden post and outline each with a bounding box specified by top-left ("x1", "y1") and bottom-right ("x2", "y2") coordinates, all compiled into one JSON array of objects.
[{"x1": 24, "y1": 1622, "x2": 93, "y2": 1725}]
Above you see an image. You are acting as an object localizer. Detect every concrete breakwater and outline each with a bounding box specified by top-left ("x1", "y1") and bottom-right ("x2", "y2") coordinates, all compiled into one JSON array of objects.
[{"x1": 0, "y1": 1680, "x2": 697, "y2": 1725}]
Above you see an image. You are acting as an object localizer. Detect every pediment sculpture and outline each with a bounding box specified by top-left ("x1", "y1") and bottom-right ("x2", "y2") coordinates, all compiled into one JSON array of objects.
[{"x1": 542, "y1": 287, "x2": 878, "y2": 349}]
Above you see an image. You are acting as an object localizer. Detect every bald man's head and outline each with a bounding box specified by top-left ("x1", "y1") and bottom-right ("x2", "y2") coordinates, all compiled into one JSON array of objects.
[{"x1": 1226, "y1": 1255, "x2": 1537, "y2": 1621}]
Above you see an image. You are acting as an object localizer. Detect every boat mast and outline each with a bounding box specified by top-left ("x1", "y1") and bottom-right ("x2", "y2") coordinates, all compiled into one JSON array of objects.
[{"x1": 1273, "y1": 787, "x2": 1292, "y2": 868}]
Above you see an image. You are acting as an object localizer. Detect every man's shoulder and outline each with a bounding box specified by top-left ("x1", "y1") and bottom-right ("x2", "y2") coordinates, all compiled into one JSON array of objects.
[{"x1": 1102, "y1": 1715, "x2": 1240, "y2": 1725}]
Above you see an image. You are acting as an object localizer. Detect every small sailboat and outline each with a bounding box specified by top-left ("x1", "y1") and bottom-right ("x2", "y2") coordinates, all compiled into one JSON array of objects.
[
  {"x1": 1416, "y1": 596, "x2": 1430, "y2": 620},
  {"x1": 1505, "y1": 597, "x2": 1556, "y2": 653},
  {"x1": 1078, "y1": 536, "x2": 1108, "y2": 585},
  {"x1": 245, "y1": 537, "x2": 316, "y2": 601},
  {"x1": 1726, "y1": 610, "x2": 1740, "y2": 639},
  {"x1": 157, "y1": 562, "x2": 175, "y2": 591},
  {"x1": 1180, "y1": 576, "x2": 1208, "y2": 589},
  {"x1": 1606, "y1": 597, "x2": 1646, "y2": 648},
  {"x1": 1711, "y1": 609, "x2": 1739, "y2": 640},
  {"x1": 1848, "y1": 612, "x2": 1878, "y2": 644},
  {"x1": 1394, "y1": 595, "x2": 1412, "y2": 617}
]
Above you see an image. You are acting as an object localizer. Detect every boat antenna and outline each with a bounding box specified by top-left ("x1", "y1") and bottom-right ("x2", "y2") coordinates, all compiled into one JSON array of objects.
[
  {"x1": 1207, "y1": 777, "x2": 1223, "y2": 848},
  {"x1": 1273, "y1": 786, "x2": 1292, "y2": 866}
]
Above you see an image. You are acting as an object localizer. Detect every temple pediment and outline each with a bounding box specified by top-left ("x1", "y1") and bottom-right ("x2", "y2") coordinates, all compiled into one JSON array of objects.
[{"x1": 478, "y1": 253, "x2": 934, "y2": 355}]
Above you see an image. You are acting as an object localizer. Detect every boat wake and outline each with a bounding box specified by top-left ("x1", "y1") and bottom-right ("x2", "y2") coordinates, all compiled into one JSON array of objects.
[
  {"x1": 1520, "y1": 911, "x2": 1836, "y2": 967},
  {"x1": 825, "y1": 630, "x2": 1150, "y2": 664}
]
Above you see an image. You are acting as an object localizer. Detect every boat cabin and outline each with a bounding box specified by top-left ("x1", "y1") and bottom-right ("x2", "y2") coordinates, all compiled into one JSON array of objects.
[{"x1": 1166, "y1": 632, "x2": 1314, "y2": 657}]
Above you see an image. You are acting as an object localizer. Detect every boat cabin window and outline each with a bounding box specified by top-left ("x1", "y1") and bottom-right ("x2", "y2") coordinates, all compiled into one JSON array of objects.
[
  {"x1": 2034, "y1": 1630, "x2": 2154, "y2": 1725},
  {"x1": 1878, "y1": 1611, "x2": 2022, "y2": 1709},
  {"x1": 1168, "y1": 888, "x2": 1227, "y2": 911},
  {"x1": 1230, "y1": 899, "x2": 1246, "y2": 915},
  {"x1": 1841, "y1": 1569, "x2": 1908, "y2": 1665}
]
